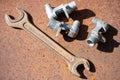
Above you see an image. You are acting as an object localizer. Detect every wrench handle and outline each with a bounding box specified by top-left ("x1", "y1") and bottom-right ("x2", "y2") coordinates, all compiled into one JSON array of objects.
[{"x1": 24, "y1": 23, "x2": 74, "y2": 62}]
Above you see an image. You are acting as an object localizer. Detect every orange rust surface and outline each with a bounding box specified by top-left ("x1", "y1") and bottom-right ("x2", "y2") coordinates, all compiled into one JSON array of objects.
[{"x1": 0, "y1": 0, "x2": 120, "y2": 80}]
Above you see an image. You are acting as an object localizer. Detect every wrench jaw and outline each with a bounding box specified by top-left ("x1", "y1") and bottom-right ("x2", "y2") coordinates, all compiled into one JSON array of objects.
[
  {"x1": 68, "y1": 58, "x2": 90, "y2": 77},
  {"x1": 5, "y1": 8, "x2": 28, "y2": 29}
]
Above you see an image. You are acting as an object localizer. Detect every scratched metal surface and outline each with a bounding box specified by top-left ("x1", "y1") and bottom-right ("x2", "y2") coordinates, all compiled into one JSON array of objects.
[{"x1": 0, "y1": 0, "x2": 120, "y2": 80}]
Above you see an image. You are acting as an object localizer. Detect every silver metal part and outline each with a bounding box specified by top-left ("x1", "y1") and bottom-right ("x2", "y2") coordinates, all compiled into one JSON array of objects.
[
  {"x1": 45, "y1": 1, "x2": 79, "y2": 38},
  {"x1": 48, "y1": 19, "x2": 80, "y2": 38},
  {"x1": 67, "y1": 20, "x2": 80, "y2": 38},
  {"x1": 87, "y1": 18, "x2": 109, "y2": 47},
  {"x1": 45, "y1": 1, "x2": 77, "y2": 19},
  {"x1": 45, "y1": 4, "x2": 54, "y2": 19},
  {"x1": 48, "y1": 19, "x2": 62, "y2": 37}
]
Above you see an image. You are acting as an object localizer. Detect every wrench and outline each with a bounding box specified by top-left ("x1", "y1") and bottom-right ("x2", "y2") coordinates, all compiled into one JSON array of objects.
[{"x1": 5, "y1": 8, "x2": 90, "y2": 77}]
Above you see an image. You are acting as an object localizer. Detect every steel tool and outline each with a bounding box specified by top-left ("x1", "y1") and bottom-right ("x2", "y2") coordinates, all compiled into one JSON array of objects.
[{"x1": 5, "y1": 8, "x2": 90, "y2": 77}]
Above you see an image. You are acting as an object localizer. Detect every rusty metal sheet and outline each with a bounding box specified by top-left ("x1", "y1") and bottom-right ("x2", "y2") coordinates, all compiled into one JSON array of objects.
[{"x1": 0, "y1": 0, "x2": 120, "y2": 80}]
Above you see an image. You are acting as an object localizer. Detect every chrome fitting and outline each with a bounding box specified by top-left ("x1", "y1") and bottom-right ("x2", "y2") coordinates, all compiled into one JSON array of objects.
[
  {"x1": 64, "y1": 20, "x2": 80, "y2": 38},
  {"x1": 48, "y1": 19, "x2": 80, "y2": 38},
  {"x1": 45, "y1": 1, "x2": 77, "y2": 19},
  {"x1": 45, "y1": 1, "x2": 80, "y2": 38},
  {"x1": 87, "y1": 18, "x2": 109, "y2": 47}
]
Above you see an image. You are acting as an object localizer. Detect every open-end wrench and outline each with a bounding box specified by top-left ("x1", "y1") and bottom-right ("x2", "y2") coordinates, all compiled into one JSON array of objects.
[{"x1": 5, "y1": 8, "x2": 90, "y2": 77}]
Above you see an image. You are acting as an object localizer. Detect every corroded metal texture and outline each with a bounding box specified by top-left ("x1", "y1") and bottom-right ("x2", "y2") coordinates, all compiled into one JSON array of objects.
[{"x1": 0, "y1": 0, "x2": 120, "y2": 80}]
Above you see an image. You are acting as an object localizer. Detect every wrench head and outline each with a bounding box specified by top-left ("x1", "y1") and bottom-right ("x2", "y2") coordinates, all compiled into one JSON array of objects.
[
  {"x1": 5, "y1": 8, "x2": 28, "y2": 29},
  {"x1": 68, "y1": 58, "x2": 90, "y2": 77}
]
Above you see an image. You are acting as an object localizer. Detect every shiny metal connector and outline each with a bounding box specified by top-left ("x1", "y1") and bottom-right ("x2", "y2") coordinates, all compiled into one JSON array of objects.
[
  {"x1": 45, "y1": 1, "x2": 77, "y2": 19},
  {"x1": 87, "y1": 18, "x2": 109, "y2": 47},
  {"x1": 48, "y1": 19, "x2": 80, "y2": 38},
  {"x1": 45, "y1": 1, "x2": 80, "y2": 38}
]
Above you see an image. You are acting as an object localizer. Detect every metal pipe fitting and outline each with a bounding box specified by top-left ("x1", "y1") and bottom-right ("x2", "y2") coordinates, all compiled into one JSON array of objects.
[
  {"x1": 64, "y1": 20, "x2": 80, "y2": 38},
  {"x1": 45, "y1": 1, "x2": 77, "y2": 19},
  {"x1": 48, "y1": 19, "x2": 62, "y2": 37},
  {"x1": 45, "y1": 4, "x2": 53, "y2": 19},
  {"x1": 45, "y1": 1, "x2": 79, "y2": 38},
  {"x1": 48, "y1": 19, "x2": 80, "y2": 38},
  {"x1": 87, "y1": 18, "x2": 109, "y2": 47}
]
